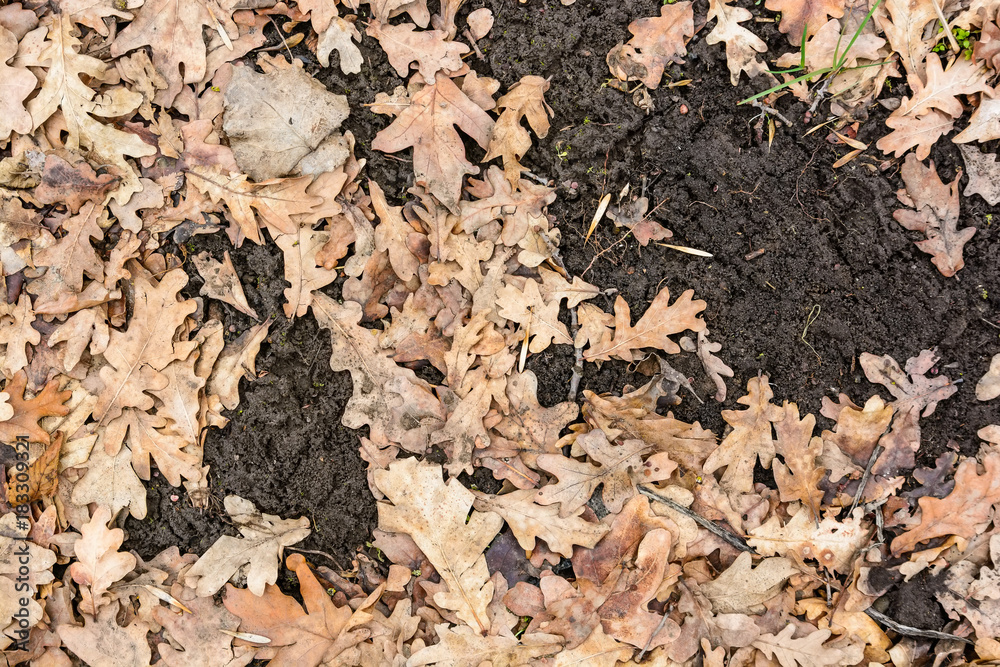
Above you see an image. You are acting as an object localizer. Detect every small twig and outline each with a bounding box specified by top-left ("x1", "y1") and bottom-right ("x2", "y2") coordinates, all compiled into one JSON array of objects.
[
  {"x1": 638, "y1": 485, "x2": 757, "y2": 554},
  {"x1": 801, "y1": 304, "x2": 822, "y2": 363},
  {"x1": 266, "y1": 16, "x2": 295, "y2": 61},
  {"x1": 637, "y1": 611, "x2": 670, "y2": 661},
  {"x1": 850, "y1": 444, "x2": 884, "y2": 515},
  {"x1": 522, "y1": 171, "x2": 550, "y2": 186},
  {"x1": 865, "y1": 608, "x2": 973, "y2": 644},
  {"x1": 287, "y1": 546, "x2": 346, "y2": 571},
  {"x1": 808, "y1": 78, "x2": 832, "y2": 116},
  {"x1": 751, "y1": 100, "x2": 794, "y2": 126},
  {"x1": 929, "y1": 0, "x2": 961, "y2": 53},
  {"x1": 462, "y1": 28, "x2": 485, "y2": 60},
  {"x1": 981, "y1": 317, "x2": 1000, "y2": 331}
]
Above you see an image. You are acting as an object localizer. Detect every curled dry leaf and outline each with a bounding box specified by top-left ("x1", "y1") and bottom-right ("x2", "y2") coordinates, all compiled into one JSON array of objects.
[
  {"x1": 607, "y1": 3, "x2": 694, "y2": 89},
  {"x1": 192, "y1": 251, "x2": 258, "y2": 319},
  {"x1": 892, "y1": 154, "x2": 975, "y2": 278},
  {"x1": 374, "y1": 457, "x2": 503, "y2": 634},
  {"x1": 183, "y1": 495, "x2": 311, "y2": 597}
]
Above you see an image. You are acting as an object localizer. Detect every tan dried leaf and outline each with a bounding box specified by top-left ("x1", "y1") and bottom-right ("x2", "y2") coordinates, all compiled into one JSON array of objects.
[
  {"x1": 184, "y1": 495, "x2": 311, "y2": 596},
  {"x1": 0, "y1": 25, "x2": 34, "y2": 139},
  {"x1": 891, "y1": 450, "x2": 1000, "y2": 555},
  {"x1": 497, "y1": 278, "x2": 572, "y2": 353},
  {"x1": 821, "y1": 394, "x2": 893, "y2": 466},
  {"x1": 409, "y1": 624, "x2": 564, "y2": 666},
  {"x1": 955, "y1": 94, "x2": 1000, "y2": 143},
  {"x1": 367, "y1": 20, "x2": 468, "y2": 83},
  {"x1": 896, "y1": 53, "x2": 993, "y2": 119},
  {"x1": 223, "y1": 63, "x2": 350, "y2": 181},
  {"x1": 154, "y1": 583, "x2": 253, "y2": 667},
  {"x1": 484, "y1": 76, "x2": 553, "y2": 188},
  {"x1": 371, "y1": 179, "x2": 422, "y2": 282},
  {"x1": 70, "y1": 506, "x2": 138, "y2": 616},
  {"x1": 860, "y1": 347, "x2": 957, "y2": 416},
  {"x1": 318, "y1": 17, "x2": 364, "y2": 74},
  {"x1": 607, "y1": 3, "x2": 694, "y2": 88},
  {"x1": 700, "y1": 552, "x2": 797, "y2": 614},
  {"x1": 468, "y1": 8, "x2": 494, "y2": 39},
  {"x1": 877, "y1": 0, "x2": 938, "y2": 77},
  {"x1": 772, "y1": 402, "x2": 825, "y2": 517},
  {"x1": 71, "y1": 434, "x2": 148, "y2": 519},
  {"x1": 492, "y1": 370, "x2": 579, "y2": 468},
  {"x1": 372, "y1": 73, "x2": 494, "y2": 212},
  {"x1": 0, "y1": 371, "x2": 71, "y2": 444},
  {"x1": 54, "y1": 0, "x2": 140, "y2": 35},
  {"x1": 959, "y1": 144, "x2": 1000, "y2": 205},
  {"x1": 706, "y1": 0, "x2": 768, "y2": 84},
  {"x1": 374, "y1": 457, "x2": 504, "y2": 633},
  {"x1": 765, "y1": 0, "x2": 845, "y2": 44},
  {"x1": 703, "y1": 375, "x2": 783, "y2": 494},
  {"x1": 749, "y1": 506, "x2": 870, "y2": 573},
  {"x1": 6, "y1": 432, "x2": 61, "y2": 506},
  {"x1": 274, "y1": 226, "x2": 339, "y2": 318},
  {"x1": 892, "y1": 154, "x2": 975, "y2": 277},
  {"x1": 29, "y1": 14, "x2": 155, "y2": 203},
  {"x1": 58, "y1": 604, "x2": 151, "y2": 667},
  {"x1": 584, "y1": 287, "x2": 706, "y2": 362},
  {"x1": 0, "y1": 294, "x2": 39, "y2": 376},
  {"x1": 876, "y1": 109, "x2": 954, "y2": 160},
  {"x1": 978, "y1": 353, "x2": 1000, "y2": 401},
  {"x1": 473, "y1": 489, "x2": 609, "y2": 558},
  {"x1": 193, "y1": 251, "x2": 258, "y2": 319},
  {"x1": 207, "y1": 318, "x2": 271, "y2": 411},
  {"x1": 33, "y1": 201, "x2": 105, "y2": 294},
  {"x1": 752, "y1": 625, "x2": 848, "y2": 667}
]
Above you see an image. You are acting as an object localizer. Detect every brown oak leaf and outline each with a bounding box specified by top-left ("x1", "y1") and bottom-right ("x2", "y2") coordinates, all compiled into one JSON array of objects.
[
  {"x1": 367, "y1": 20, "x2": 468, "y2": 83},
  {"x1": 0, "y1": 25, "x2": 36, "y2": 140},
  {"x1": 706, "y1": 0, "x2": 769, "y2": 85},
  {"x1": 752, "y1": 625, "x2": 850, "y2": 667},
  {"x1": 765, "y1": 0, "x2": 845, "y2": 45},
  {"x1": 955, "y1": 94, "x2": 1000, "y2": 143},
  {"x1": 877, "y1": 0, "x2": 938, "y2": 77},
  {"x1": 372, "y1": 73, "x2": 494, "y2": 212},
  {"x1": 58, "y1": 605, "x2": 151, "y2": 667},
  {"x1": 876, "y1": 109, "x2": 954, "y2": 161},
  {"x1": 0, "y1": 294, "x2": 40, "y2": 376},
  {"x1": 978, "y1": 353, "x2": 1000, "y2": 401},
  {"x1": 5, "y1": 432, "x2": 61, "y2": 506},
  {"x1": 0, "y1": 371, "x2": 71, "y2": 444},
  {"x1": 771, "y1": 402, "x2": 825, "y2": 519},
  {"x1": 701, "y1": 552, "x2": 796, "y2": 614},
  {"x1": 607, "y1": 3, "x2": 694, "y2": 88},
  {"x1": 192, "y1": 251, "x2": 258, "y2": 319},
  {"x1": 895, "y1": 53, "x2": 993, "y2": 119},
  {"x1": 497, "y1": 278, "x2": 572, "y2": 353},
  {"x1": 484, "y1": 76, "x2": 553, "y2": 188},
  {"x1": 892, "y1": 154, "x2": 975, "y2": 277},
  {"x1": 584, "y1": 287, "x2": 706, "y2": 362},
  {"x1": 890, "y1": 450, "x2": 1000, "y2": 555},
  {"x1": 860, "y1": 347, "x2": 958, "y2": 417},
  {"x1": 69, "y1": 506, "x2": 138, "y2": 616}
]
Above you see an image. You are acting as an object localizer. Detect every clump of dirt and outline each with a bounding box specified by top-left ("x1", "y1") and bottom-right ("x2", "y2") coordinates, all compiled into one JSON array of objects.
[{"x1": 125, "y1": 0, "x2": 998, "y2": 627}]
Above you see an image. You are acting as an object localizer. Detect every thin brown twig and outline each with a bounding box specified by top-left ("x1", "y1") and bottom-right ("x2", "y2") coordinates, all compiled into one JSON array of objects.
[
  {"x1": 865, "y1": 608, "x2": 973, "y2": 644},
  {"x1": 638, "y1": 485, "x2": 757, "y2": 554}
]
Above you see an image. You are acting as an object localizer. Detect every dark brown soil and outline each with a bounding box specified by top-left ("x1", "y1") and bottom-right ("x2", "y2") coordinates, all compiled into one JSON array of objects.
[{"x1": 123, "y1": 0, "x2": 1000, "y2": 632}]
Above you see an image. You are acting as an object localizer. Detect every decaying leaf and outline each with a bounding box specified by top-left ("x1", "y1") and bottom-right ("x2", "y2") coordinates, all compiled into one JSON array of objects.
[
  {"x1": 184, "y1": 495, "x2": 311, "y2": 596},
  {"x1": 892, "y1": 153, "x2": 975, "y2": 277},
  {"x1": 193, "y1": 251, "x2": 258, "y2": 319},
  {"x1": 607, "y1": 3, "x2": 694, "y2": 89},
  {"x1": 0, "y1": 371, "x2": 71, "y2": 444},
  {"x1": 978, "y1": 353, "x2": 1000, "y2": 401},
  {"x1": 372, "y1": 73, "x2": 494, "y2": 212},
  {"x1": 706, "y1": 0, "x2": 769, "y2": 85},
  {"x1": 58, "y1": 604, "x2": 152, "y2": 667},
  {"x1": 408, "y1": 624, "x2": 564, "y2": 666},
  {"x1": 374, "y1": 457, "x2": 503, "y2": 634},
  {"x1": 860, "y1": 347, "x2": 957, "y2": 417},
  {"x1": 318, "y1": 17, "x2": 364, "y2": 74},
  {"x1": 584, "y1": 287, "x2": 706, "y2": 362},
  {"x1": 6, "y1": 432, "x2": 61, "y2": 506},
  {"x1": 749, "y1": 506, "x2": 870, "y2": 573},
  {"x1": 367, "y1": 20, "x2": 468, "y2": 84},
  {"x1": 753, "y1": 625, "x2": 851, "y2": 667},
  {"x1": 959, "y1": 144, "x2": 1000, "y2": 205},
  {"x1": 484, "y1": 76, "x2": 553, "y2": 188}
]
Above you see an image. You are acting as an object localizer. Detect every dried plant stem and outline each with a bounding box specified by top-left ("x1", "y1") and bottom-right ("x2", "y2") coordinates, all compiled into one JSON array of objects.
[
  {"x1": 638, "y1": 485, "x2": 757, "y2": 554},
  {"x1": 865, "y1": 608, "x2": 973, "y2": 644}
]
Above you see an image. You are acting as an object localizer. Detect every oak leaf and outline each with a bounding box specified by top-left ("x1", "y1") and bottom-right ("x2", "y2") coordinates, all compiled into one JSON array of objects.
[
  {"x1": 496, "y1": 278, "x2": 572, "y2": 353},
  {"x1": 0, "y1": 371, "x2": 71, "y2": 444},
  {"x1": 186, "y1": 166, "x2": 321, "y2": 245},
  {"x1": 765, "y1": 0, "x2": 844, "y2": 45},
  {"x1": 938, "y1": 534, "x2": 1000, "y2": 640},
  {"x1": 703, "y1": 375, "x2": 783, "y2": 494},
  {"x1": 492, "y1": 370, "x2": 579, "y2": 469},
  {"x1": 367, "y1": 20, "x2": 468, "y2": 83},
  {"x1": 0, "y1": 512, "x2": 56, "y2": 628},
  {"x1": 374, "y1": 457, "x2": 503, "y2": 633},
  {"x1": 33, "y1": 152, "x2": 115, "y2": 211},
  {"x1": 706, "y1": 0, "x2": 768, "y2": 84},
  {"x1": 430, "y1": 378, "x2": 493, "y2": 476},
  {"x1": 207, "y1": 318, "x2": 271, "y2": 411},
  {"x1": 184, "y1": 495, "x2": 311, "y2": 596},
  {"x1": 5, "y1": 432, "x2": 61, "y2": 506},
  {"x1": 473, "y1": 489, "x2": 609, "y2": 558},
  {"x1": 372, "y1": 73, "x2": 494, "y2": 212},
  {"x1": 954, "y1": 94, "x2": 1000, "y2": 143},
  {"x1": 749, "y1": 506, "x2": 870, "y2": 573},
  {"x1": 312, "y1": 294, "x2": 444, "y2": 453},
  {"x1": 274, "y1": 225, "x2": 339, "y2": 318},
  {"x1": 681, "y1": 329, "x2": 734, "y2": 402},
  {"x1": 318, "y1": 17, "x2": 364, "y2": 74},
  {"x1": 29, "y1": 14, "x2": 155, "y2": 203},
  {"x1": 484, "y1": 76, "x2": 554, "y2": 188},
  {"x1": 877, "y1": 0, "x2": 938, "y2": 77},
  {"x1": 0, "y1": 294, "x2": 39, "y2": 376},
  {"x1": 459, "y1": 166, "x2": 557, "y2": 242},
  {"x1": 771, "y1": 402, "x2": 825, "y2": 518},
  {"x1": 408, "y1": 624, "x2": 564, "y2": 666},
  {"x1": 104, "y1": 407, "x2": 201, "y2": 486},
  {"x1": 820, "y1": 394, "x2": 893, "y2": 466},
  {"x1": 223, "y1": 62, "x2": 350, "y2": 181},
  {"x1": 0, "y1": 25, "x2": 34, "y2": 140},
  {"x1": 607, "y1": 3, "x2": 694, "y2": 88},
  {"x1": 892, "y1": 154, "x2": 975, "y2": 277},
  {"x1": 154, "y1": 583, "x2": 254, "y2": 667},
  {"x1": 71, "y1": 437, "x2": 148, "y2": 519},
  {"x1": 978, "y1": 353, "x2": 1000, "y2": 400},
  {"x1": 346, "y1": 0, "x2": 431, "y2": 25},
  {"x1": 667, "y1": 580, "x2": 759, "y2": 662},
  {"x1": 895, "y1": 53, "x2": 993, "y2": 119},
  {"x1": 69, "y1": 506, "x2": 138, "y2": 616},
  {"x1": 860, "y1": 347, "x2": 957, "y2": 416},
  {"x1": 876, "y1": 109, "x2": 954, "y2": 160},
  {"x1": 536, "y1": 430, "x2": 675, "y2": 516},
  {"x1": 959, "y1": 144, "x2": 1000, "y2": 205},
  {"x1": 584, "y1": 287, "x2": 706, "y2": 362},
  {"x1": 371, "y1": 179, "x2": 422, "y2": 282},
  {"x1": 110, "y1": 0, "x2": 244, "y2": 106},
  {"x1": 700, "y1": 552, "x2": 797, "y2": 614},
  {"x1": 752, "y1": 625, "x2": 848, "y2": 667},
  {"x1": 58, "y1": 604, "x2": 151, "y2": 667},
  {"x1": 890, "y1": 450, "x2": 1000, "y2": 555},
  {"x1": 192, "y1": 251, "x2": 258, "y2": 319},
  {"x1": 224, "y1": 553, "x2": 379, "y2": 667}
]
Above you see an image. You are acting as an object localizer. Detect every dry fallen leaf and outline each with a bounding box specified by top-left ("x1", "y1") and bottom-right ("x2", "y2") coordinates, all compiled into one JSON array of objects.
[
  {"x1": 958, "y1": 144, "x2": 1000, "y2": 205},
  {"x1": 877, "y1": 0, "x2": 937, "y2": 77},
  {"x1": 892, "y1": 153, "x2": 975, "y2": 277},
  {"x1": 749, "y1": 506, "x2": 870, "y2": 574},
  {"x1": 706, "y1": 0, "x2": 769, "y2": 85},
  {"x1": 753, "y1": 625, "x2": 850, "y2": 667},
  {"x1": 607, "y1": 3, "x2": 694, "y2": 89},
  {"x1": 0, "y1": 25, "x2": 35, "y2": 140},
  {"x1": 484, "y1": 76, "x2": 553, "y2": 188},
  {"x1": 184, "y1": 495, "x2": 311, "y2": 597},
  {"x1": 978, "y1": 353, "x2": 1000, "y2": 401},
  {"x1": 584, "y1": 287, "x2": 706, "y2": 362},
  {"x1": 374, "y1": 457, "x2": 503, "y2": 634},
  {"x1": 192, "y1": 251, "x2": 258, "y2": 319},
  {"x1": 367, "y1": 20, "x2": 468, "y2": 84},
  {"x1": 0, "y1": 371, "x2": 71, "y2": 444},
  {"x1": 700, "y1": 552, "x2": 797, "y2": 614},
  {"x1": 372, "y1": 72, "x2": 494, "y2": 212},
  {"x1": 69, "y1": 506, "x2": 138, "y2": 616},
  {"x1": 765, "y1": 0, "x2": 845, "y2": 45},
  {"x1": 58, "y1": 604, "x2": 152, "y2": 667},
  {"x1": 408, "y1": 623, "x2": 564, "y2": 666},
  {"x1": 318, "y1": 17, "x2": 364, "y2": 74}
]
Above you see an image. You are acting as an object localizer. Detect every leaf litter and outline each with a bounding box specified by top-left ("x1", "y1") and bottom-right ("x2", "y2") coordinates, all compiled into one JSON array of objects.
[{"x1": 0, "y1": 0, "x2": 998, "y2": 666}]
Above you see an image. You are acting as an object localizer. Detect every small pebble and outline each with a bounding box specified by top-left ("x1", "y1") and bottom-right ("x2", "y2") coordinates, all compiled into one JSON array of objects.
[
  {"x1": 679, "y1": 104, "x2": 689, "y2": 114},
  {"x1": 169, "y1": 495, "x2": 179, "y2": 502}
]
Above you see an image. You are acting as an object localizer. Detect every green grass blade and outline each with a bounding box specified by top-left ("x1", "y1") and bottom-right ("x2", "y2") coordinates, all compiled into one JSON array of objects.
[{"x1": 738, "y1": 68, "x2": 832, "y2": 105}]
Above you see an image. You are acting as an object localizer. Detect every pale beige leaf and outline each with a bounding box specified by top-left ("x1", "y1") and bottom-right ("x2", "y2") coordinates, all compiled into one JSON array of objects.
[
  {"x1": 374, "y1": 458, "x2": 504, "y2": 633},
  {"x1": 607, "y1": 3, "x2": 694, "y2": 88},
  {"x1": 959, "y1": 144, "x2": 1000, "y2": 205},
  {"x1": 877, "y1": 0, "x2": 937, "y2": 77},
  {"x1": 0, "y1": 25, "x2": 35, "y2": 139},
  {"x1": 192, "y1": 251, "x2": 258, "y2": 319},
  {"x1": 748, "y1": 506, "x2": 870, "y2": 573},
  {"x1": 484, "y1": 76, "x2": 553, "y2": 187},
  {"x1": 700, "y1": 552, "x2": 796, "y2": 614},
  {"x1": 367, "y1": 20, "x2": 468, "y2": 84},
  {"x1": 954, "y1": 94, "x2": 1000, "y2": 143},
  {"x1": 0, "y1": 294, "x2": 39, "y2": 376},
  {"x1": 467, "y1": 8, "x2": 494, "y2": 39},
  {"x1": 706, "y1": 0, "x2": 768, "y2": 85},
  {"x1": 408, "y1": 624, "x2": 564, "y2": 666},
  {"x1": 496, "y1": 278, "x2": 572, "y2": 353},
  {"x1": 207, "y1": 318, "x2": 271, "y2": 411},
  {"x1": 978, "y1": 353, "x2": 1000, "y2": 401},
  {"x1": 752, "y1": 625, "x2": 847, "y2": 667},
  {"x1": 318, "y1": 17, "x2": 364, "y2": 74},
  {"x1": 877, "y1": 109, "x2": 954, "y2": 160},
  {"x1": 896, "y1": 53, "x2": 993, "y2": 119},
  {"x1": 71, "y1": 437, "x2": 148, "y2": 519},
  {"x1": 183, "y1": 495, "x2": 311, "y2": 596},
  {"x1": 58, "y1": 604, "x2": 151, "y2": 667},
  {"x1": 69, "y1": 506, "x2": 138, "y2": 616}
]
